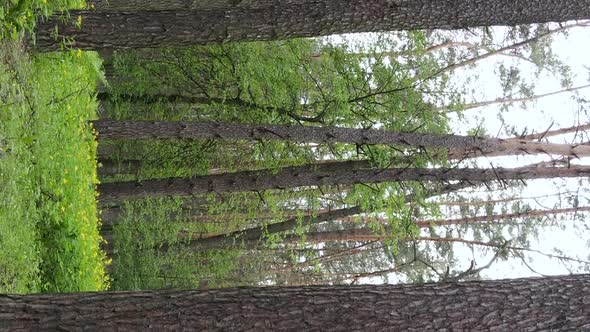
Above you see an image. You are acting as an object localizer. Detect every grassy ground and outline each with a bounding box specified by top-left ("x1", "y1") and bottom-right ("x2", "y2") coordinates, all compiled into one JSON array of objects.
[{"x1": 0, "y1": 42, "x2": 108, "y2": 293}]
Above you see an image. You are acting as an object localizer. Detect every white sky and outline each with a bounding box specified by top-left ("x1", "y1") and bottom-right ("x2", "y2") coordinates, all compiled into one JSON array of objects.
[
  {"x1": 327, "y1": 23, "x2": 590, "y2": 283},
  {"x1": 446, "y1": 24, "x2": 590, "y2": 280}
]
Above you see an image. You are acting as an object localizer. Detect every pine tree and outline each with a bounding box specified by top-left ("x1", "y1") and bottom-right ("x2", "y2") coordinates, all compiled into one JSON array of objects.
[
  {"x1": 2, "y1": 274, "x2": 589, "y2": 330},
  {"x1": 34, "y1": 0, "x2": 590, "y2": 50}
]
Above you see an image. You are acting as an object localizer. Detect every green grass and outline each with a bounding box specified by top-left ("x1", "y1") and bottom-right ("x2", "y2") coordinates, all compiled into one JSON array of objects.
[{"x1": 0, "y1": 42, "x2": 108, "y2": 293}]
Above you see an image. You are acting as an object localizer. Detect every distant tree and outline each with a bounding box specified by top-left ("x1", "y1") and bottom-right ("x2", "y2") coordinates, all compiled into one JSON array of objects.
[
  {"x1": 176, "y1": 181, "x2": 472, "y2": 250},
  {"x1": 34, "y1": 0, "x2": 590, "y2": 50},
  {"x1": 438, "y1": 83, "x2": 590, "y2": 112},
  {"x1": 3, "y1": 274, "x2": 589, "y2": 330},
  {"x1": 333, "y1": 206, "x2": 590, "y2": 228}
]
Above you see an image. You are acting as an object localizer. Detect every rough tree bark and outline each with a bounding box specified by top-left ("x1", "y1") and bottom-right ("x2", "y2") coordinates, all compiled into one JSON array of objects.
[
  {"x1": 33, "y1": 0, "x2": 590, "y2": 50},
  {"x1": 2, "y1": 274, "x2": 589, "y2": 330},
  {"x1": 93, "y1": 120, "x2": 590, "y2": 158},
  {"x1": 98, "y1": 160, "x2": 371, "y2": 203},
  {"x1": 97, "y1": 163, "x2": 590, "y2": 202},
  {"x1": 89, "y1": 0, "x2": 306, "y2": 11}
]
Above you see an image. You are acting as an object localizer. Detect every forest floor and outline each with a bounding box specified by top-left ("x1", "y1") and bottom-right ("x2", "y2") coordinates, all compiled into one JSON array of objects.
[{"x1": 0, "y1": 40, "x2": 108, "y2": 293}]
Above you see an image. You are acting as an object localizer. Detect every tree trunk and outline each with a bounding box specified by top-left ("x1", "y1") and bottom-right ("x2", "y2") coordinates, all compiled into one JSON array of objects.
[
  {"x1": 96, "y1": 92, "x2": 214, "y2": 105},
  {"x1": 440, "y1": 83, "x2": 590, "y2": 112},
  {"x1": 97, "y1": 158, "x2": 142, "y2": 176},
  {"x1": 93, "y1": 120, "x2": 590, "y2": 159},
  {"x1": 430, "y1": 23, "x2": 584, "y2": 78},
  {"x1": 435, "y1": 190, "x2": 578, "y2": 207},
  {"x1": 522, "y1": 122, "x2": 590, "y2": 141},
  {"x1": 33, "y1": 1, "x2": 590, "y2": 50},
  {"x1": 337, "y1": 206, "x2": 590, "y2": 228},
  {"x1": 183, "y1": 181, "x2": 473, "y2": 250},
  {"x1": 2, "y1": 274, "x2": 589, "y2": 330},
  {"x1": 180, "y1": 207, "x2": 363, "y2": 250},
  {"x1": 89, "y1": 0, "x2": 307, "y2": 11},
  {"x1": 97, "y1": 163, "x2": 590, "y2": 202},
  {"x1": 311, "y1": 41, "x2": 478, "y2": 61}
]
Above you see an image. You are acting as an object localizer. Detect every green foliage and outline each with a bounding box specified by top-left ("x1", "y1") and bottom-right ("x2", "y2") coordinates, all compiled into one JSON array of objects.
[
  {"x1": 0, "y1": 42, "x2": 40, "y2": 292},
  {"x1": 110, "y1": 198, "x2": 240, "y2": 290},
  {"x1": 0, "y1": 42, "x2": 108, "y2": 293},
  {"x1": 98, "y1": 34, "x2": 461, "y2": 286},
  {"x1": 0, "y1": 0, "x2": 86, "y2": 40}
]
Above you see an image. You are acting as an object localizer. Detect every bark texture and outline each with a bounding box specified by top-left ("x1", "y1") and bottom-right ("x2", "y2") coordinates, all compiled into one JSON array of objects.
[
  {"x1": 2, "y1": 274, "x2": 590, "y2": 330},
  {"x1": 33, "y1": 0, "x2": 590, "y2": 50},
  {"x1": 93, "y1": 120, "x2": 590, "y2": 158},
  {"x1": 98, "y1": 164, "x2": 590, "y2": 202},
  {"x1": 89, "y1": 0, "x2": 306, "y2": 10}
]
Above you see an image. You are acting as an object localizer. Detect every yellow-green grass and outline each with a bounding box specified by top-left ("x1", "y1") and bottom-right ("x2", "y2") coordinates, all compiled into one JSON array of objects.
[{"x1": 0, "y1": 42, "x2": 108, "y2": 293}]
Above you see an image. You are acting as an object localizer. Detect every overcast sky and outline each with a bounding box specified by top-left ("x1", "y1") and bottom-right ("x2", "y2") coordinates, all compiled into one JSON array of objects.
[
  {"x1": 326, "y1": 23, "x2": 590, "y2": 283},
  {"x1": 436, "y1": 23, "x2": 590, "y2": 280}
]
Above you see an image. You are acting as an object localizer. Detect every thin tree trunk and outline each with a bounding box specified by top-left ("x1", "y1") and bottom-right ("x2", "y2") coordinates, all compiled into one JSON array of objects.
[
  {"x1": 311, "y1": 41, "x2": 479, "y2": 61},
  {"x1": 97, "y1": 159, "x2": 142, "y2": 176},
  {"x1": 98, "y1": 163, "x2": 590, "y2": 202},
  {"x1": 95, "y1": 94, "x2": 323, "y2": 124},
  {"x1": 282, "y1": 229, "x2": 575, "y2": 263},
  {"x1": 439, "y1": 83, "x2": 590, "y2": 112},
  {"x1": 420, "y1": 206, "x2": 590, "y2": 227},
  {"x1": 522, "y1": 122, "x2": 590, "y2": 140},
  {"x1": 435, "y1": 190, "x2": 578, "y2": 206},
  {"x1": 265, "y1": 242, "x2": 380, "y2": 276},
  {"x1": 96, "y1": 92, "x2": 214, "y2": 105},
  {"x1": 3, "y1": 275, "x2": 590, "y2": 330},
  {"x1": 96, "y1": 144, "x2": 120, "y2": 159},
  {"x1": 178, "y1": 207, "x2": 363, "y2": 251},
  {"x1": 180, "y1": 181, "x2": 486, "y2": 251},
  {"x1": 428, "y1": 22, "x2": 588, "y2": 78},
  {"x1": 277, "y1": 233, "x2": 590, "y2": 266},
  {"x1": 99, "y1": 208, "x2": 212, "y2": 231},
  {"x1": 33, "y1": 1, "x2": 590, "y2": 51},
  {"x1": 337, "y1": 206, "x2": 590, "y2": 227}
]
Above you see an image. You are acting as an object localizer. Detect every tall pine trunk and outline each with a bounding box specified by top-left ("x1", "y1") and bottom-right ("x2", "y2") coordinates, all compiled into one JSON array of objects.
[
  {"x1": 2, "y1": 274, "x2": 589, "y2": 330},
  {"x1": 93, "y1": 120, "x2": 590, "y2": 158},
  {"x1": 33, "y1": 1, "x2": 590, "y2": 50},
  {"x1": 90, "y1": 0, "x2": 304, "y2": 11},
  {"x1": 98, "y1": 164, "x2": 590, "y2": 202}
]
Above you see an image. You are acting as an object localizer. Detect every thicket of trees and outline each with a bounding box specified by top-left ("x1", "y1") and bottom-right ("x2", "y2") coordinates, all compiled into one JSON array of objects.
[{"x1": 13, "y1": 1, "x2": 590, "y2": 328}]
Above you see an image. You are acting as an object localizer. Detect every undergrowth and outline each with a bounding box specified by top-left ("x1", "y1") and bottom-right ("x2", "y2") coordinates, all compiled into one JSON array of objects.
[{"x1": 0, "y1": 42, "x2": 108, "y2": 293}]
